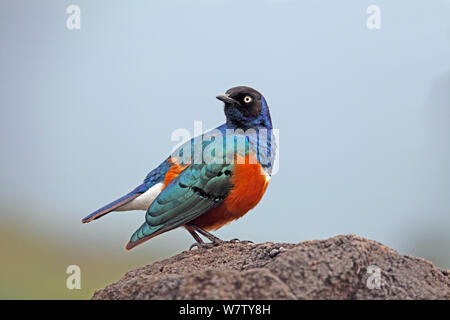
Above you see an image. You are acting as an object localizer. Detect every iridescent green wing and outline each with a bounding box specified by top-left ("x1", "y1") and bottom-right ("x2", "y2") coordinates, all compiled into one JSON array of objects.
[{"x1": 126, "y1": 162, "x2": 233, "y2": 249}]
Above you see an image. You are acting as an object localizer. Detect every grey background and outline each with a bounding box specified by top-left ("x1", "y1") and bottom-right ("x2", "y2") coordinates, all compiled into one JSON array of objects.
[{"x1": 0, "y1": 0, "x2": 449, "y2": 297}]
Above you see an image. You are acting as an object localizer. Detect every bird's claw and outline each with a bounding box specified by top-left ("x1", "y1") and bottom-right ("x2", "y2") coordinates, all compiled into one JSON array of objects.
[
  {"x1": 228, "y1": 238, "x2": 253, "y2": 244},
  {"x1": 189, "y1": 241, "x2": 220, "y2": 250},
  {"x1": 189, "y1": 238, "x2": 253, "y2": 250}
]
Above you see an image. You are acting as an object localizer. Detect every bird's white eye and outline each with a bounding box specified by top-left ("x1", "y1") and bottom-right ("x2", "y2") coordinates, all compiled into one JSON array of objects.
[{"x1": 244, "y1": 96, "x2": 252, "y2": 103}]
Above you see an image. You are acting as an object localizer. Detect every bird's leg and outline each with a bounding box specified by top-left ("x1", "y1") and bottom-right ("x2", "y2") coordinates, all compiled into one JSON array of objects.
[
  {"x1": 185, "y1": 225, "x2": 207, "y2": 250},
  {"x1": 185, "y1": 225, "x2": 219, "y2": 250},
  {"x1": 186, "y1": 224, "x2": 224, "y2": 249},
  {"x1": 186, "y1": 224, "x2": 252, "y2": 249},
  {"x1": 189, "y1": 224, "x2": 224, "y2": 244},
  {"x1": 185, "y1": 225, "x2": 203, "y2": 243}
]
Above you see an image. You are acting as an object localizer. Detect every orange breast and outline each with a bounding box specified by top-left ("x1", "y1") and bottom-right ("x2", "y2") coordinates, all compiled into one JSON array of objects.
[{"x1": 190, "y1": 153, "x2": 270, "y2": 231}]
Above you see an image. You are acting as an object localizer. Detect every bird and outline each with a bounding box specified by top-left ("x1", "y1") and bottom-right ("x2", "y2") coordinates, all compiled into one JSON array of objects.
[{"x1": 82, "y1": 86, "x2": 276, "y2": 250}]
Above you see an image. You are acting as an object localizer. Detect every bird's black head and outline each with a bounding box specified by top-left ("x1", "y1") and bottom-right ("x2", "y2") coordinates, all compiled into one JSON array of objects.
[{"x1": 216, "y1": 86, "x2": 272, "y2": 129}]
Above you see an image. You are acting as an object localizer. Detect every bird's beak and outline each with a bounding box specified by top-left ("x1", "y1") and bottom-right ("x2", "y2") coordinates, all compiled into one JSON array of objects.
[{"x1": 216, "y1": 94, "x2": 240, "y2": 106}]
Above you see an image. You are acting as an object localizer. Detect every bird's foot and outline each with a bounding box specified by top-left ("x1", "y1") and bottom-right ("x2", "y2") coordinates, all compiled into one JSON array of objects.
[
  {"x1": 189, "y1": 240, "x2": 222, "y2": 250},
  {"x1": 188, "y1": 238, "x2": 253, "y2": 250},
  {"x1": 228, "y1": 238, "x2": 254, "y2": 244}
]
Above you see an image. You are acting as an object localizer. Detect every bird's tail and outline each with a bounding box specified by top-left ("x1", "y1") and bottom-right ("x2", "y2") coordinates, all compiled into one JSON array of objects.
[
  {"x1": 82, "y1": 191, "x2": 141, "y2": 223},
  {"x1": 125, "y1": 222, "x2": 167, "y2": 250}
]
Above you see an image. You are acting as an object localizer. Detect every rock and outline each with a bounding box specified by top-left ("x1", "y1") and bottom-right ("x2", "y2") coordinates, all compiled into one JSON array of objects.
[{"x1": 92, "y1": 235, "x2": 450, "y2": 300}]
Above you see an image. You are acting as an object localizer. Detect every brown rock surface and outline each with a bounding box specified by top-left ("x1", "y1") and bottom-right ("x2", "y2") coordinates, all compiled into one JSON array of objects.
[{"x1": 92, "y1": 235, "x2": 450, "y2": 299}]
